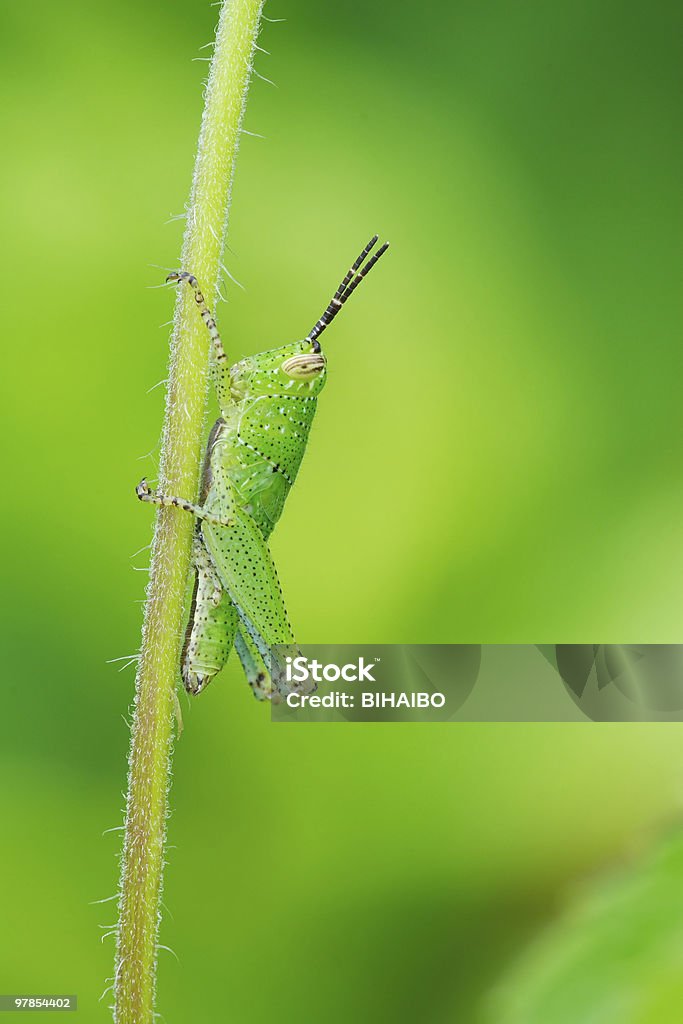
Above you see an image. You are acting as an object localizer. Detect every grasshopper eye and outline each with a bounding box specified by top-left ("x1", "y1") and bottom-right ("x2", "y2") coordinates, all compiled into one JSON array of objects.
[{"x1": 281, "y1": 352, "x2": 326, "y2": 380}]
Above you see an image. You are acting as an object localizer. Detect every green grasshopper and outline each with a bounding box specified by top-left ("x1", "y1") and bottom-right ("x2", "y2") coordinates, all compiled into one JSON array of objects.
[{"x1": 137, "y1": 236, "x2": 389, "y2": 700}]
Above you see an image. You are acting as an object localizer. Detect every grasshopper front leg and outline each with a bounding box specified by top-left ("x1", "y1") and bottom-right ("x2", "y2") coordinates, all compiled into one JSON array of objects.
[{"x1": 136, "y1": 478, "x2": 233, "y2": 528}]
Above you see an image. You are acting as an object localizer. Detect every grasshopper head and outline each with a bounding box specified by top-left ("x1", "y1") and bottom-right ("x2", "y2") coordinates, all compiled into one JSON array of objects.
[{"x1": 230, "y1": 339, "x2": 328, "y2": 399}]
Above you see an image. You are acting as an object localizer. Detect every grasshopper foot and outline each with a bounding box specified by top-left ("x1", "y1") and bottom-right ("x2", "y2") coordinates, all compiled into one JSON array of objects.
[{"x1": 136, "y1": 478, "x2": 153, "y2": 501}]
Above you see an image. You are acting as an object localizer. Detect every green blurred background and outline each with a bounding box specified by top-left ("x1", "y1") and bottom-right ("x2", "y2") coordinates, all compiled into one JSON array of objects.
[{"x1": 1, "y1": 0, "x2": 682, "y2": 1020}]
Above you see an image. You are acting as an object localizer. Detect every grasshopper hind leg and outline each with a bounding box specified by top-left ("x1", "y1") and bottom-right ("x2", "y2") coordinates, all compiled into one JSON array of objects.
[
  {"x1": 234, "y1": 629, "x2": 274, "y2": 701},
  {"x1": 234, "y1": 630, "x2": 310, "y2": 703},
  {"x1": 182, "y1": 536, "x2": 238, "y2": 695}
]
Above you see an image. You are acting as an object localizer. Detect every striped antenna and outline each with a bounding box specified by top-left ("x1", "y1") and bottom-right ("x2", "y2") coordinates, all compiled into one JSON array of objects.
[{"x1": 306, "y1": 235, "x2": 390, "y2": 351}]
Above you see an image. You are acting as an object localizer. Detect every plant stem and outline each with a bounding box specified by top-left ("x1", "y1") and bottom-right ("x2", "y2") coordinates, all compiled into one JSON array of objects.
[{"x1": 114, "y1": 2, "x2": 264, "y2": 1020}]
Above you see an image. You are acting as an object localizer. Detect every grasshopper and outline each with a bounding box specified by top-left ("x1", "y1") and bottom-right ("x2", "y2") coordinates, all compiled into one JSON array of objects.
[{"x1": 137, "y1": 236, "x2": 389, "y2": 701}]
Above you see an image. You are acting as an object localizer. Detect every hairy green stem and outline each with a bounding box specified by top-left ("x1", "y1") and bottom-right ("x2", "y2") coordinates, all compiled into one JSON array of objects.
[{"x1": 114, "y1": 2, "x2": 264, "y2": 1020}]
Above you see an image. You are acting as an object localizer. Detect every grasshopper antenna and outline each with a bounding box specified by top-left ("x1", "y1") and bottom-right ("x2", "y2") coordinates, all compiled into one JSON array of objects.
[
  {"x1": 166, "y1": 271, "x2": 228, "y2": 367},
  {"x1": 306, "y1": 235, "x2": 390, "y2": 352}
]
